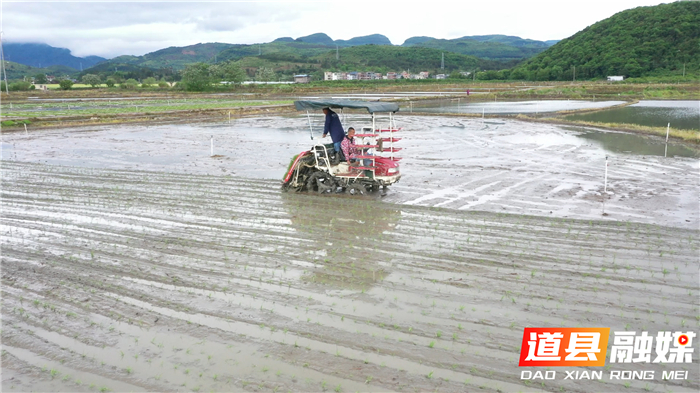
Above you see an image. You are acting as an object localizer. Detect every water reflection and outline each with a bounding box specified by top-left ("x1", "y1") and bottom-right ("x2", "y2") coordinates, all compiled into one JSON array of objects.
[
  {"x1": 565, "y1": 100, "x2": 699, "y2": 131},
  {"x1": 407, "y1": 99, "x2": 625, "y2": 114},
  {"x1": 576, "y1": 130, "x2": 698, "y2": 158},
  {"x1": 280, "y1": 193, "x2": 401, "y2": 289}
]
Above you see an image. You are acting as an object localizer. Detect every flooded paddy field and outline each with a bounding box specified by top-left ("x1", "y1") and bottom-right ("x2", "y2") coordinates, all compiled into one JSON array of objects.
[
  {"x1": 2, "y1": 161, "x2": 698, "y2": 393},
  {"x1": 565, "y1": 101, "x2": 700, "y2": 131},
  {"x1": 407, "y1": 100, "x2": 627, "y2": 115},
  {"x1": 3, "y1": 115, "x2": 698, "y2": 229}
]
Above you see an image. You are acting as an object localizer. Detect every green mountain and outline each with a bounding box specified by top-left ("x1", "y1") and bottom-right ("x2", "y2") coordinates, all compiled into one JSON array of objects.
[
  {"x1": 312, "y1": 45, "x2": 485, "y2": 73},
  {"x1": 56, "y1": 31, "x2": 565, "y2": 81},
  {"x1": 76, "y1": 61, "x2": 176, "y2": 82},
  {"x1": 335, "y1": 34, "x2": 393, "y2": 47},
  {"x1": 461, "y1": 35, "x2": 555, "y2": 49},
  {"x1": 295, "y1": 33, "x2": 335, "y2": 45},
  {"x1": 3, "y1": 43, "x2": 106, "y2": 70},
  {"x1": 1, "y1": 60, "x2": 76, "y2": 81},
  {"x1": 96, "y1": 42, "x2": 235, "y2": 71},
  {"x1": 216, "y1": 41, "x2": 333, "y2": 63},
  {"x1": 510, "y1": 1, "x2": 699, "y2": 80},
  {"x1": 90, "y1": 35, "x2": 397, "y2": 73},
  {"x1": 402, "y1": 37, "x2": 435, "y2": 46},
  {"x1": 402, "y1": 35, "x2": 554, "y2": 60},
  {"x1": 295, "y1": 33, "x2": 393, "y2": 47}
]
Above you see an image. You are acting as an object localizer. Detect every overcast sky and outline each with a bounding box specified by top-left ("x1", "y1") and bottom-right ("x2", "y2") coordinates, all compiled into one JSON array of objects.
[{"x1": 3, "y1": 0, "x2": 670, "y2": 59}]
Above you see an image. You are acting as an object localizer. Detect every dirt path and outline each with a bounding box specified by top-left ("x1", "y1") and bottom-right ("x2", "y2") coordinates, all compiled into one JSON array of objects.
[{"x1": 2, "y1": 162, "x2": 698, "y2": 392}]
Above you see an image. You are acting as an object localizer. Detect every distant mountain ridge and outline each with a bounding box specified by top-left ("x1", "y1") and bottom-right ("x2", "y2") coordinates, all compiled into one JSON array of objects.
[
  {"x1": 9, "y1": 32, "x2": 556, "y2": 73},
  {"x1": 3, "y1": 43, "x2": 105, "y2": 70},
  {"x1": 401, "y1": 34, "x2": 556, "y2": 60},
  {"x1": 293, "y1": 33, "x2": 393, "y2": 47}
]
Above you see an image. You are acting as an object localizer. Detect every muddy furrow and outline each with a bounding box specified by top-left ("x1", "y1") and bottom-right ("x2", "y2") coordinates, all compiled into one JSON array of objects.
[{"x1": 2, "y1": 162, "x2": 698, "y2": 393}]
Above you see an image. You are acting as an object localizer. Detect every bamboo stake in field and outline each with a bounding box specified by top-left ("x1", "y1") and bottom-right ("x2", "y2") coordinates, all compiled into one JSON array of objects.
[
  {"x1": 602, "y1": 155, "x2": 609, "y2": 216},
  {"x1": 664, "y1": 122, "x2": 670, "y2": 157},
  {"x1": 24, "y1": 124, "x2": 27, "y2": 135},
  {"x1": 604, "y1": 156, "x2": 609, "y2": 193}
]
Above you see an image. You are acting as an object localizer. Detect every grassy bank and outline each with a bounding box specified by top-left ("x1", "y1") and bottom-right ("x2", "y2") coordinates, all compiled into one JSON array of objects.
[{"x1": 1, "y1": 99, "x2": 293, "y2": 119}]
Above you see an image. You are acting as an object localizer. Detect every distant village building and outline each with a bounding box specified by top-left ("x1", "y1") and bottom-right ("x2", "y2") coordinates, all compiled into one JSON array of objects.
[
  {"x1": 325, "y1": 72, "x2": 348, "y2": 81},
  {"x1": 607, "y1": 75, "x2": 624, "y2": 81},
  {"x1": 32, "y1": 84, "x2": 49, "y2": 91},
  {"x1": 294, "y1": 74, "x2": 310, "y2": 83},
  {"x1": 321, "y1": 70, "x2": 458, "y2": 82}
]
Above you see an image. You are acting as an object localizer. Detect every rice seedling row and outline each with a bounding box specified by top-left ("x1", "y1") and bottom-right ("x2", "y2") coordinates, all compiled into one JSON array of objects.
[{"x1": 2, "y1": 161, "x2": 698, "y2": 392}]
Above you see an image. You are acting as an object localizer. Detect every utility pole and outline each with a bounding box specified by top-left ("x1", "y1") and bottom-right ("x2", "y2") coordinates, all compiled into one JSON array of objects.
[
  {"x1": 441, "y1": 53, "x2": 444, "y2": 70},
  {"x1": 0, "y1": 31, "x2": 9, "y2": 94},
  {"x1": 573, "y1": 65, "x2": 576, "y2": 82},
  {"x1": 336, "y1": 45, "x2": 339, "y2": 60}
]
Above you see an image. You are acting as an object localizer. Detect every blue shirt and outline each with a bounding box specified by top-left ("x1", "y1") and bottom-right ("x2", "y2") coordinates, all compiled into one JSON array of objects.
[{"x1": 323, "y1": 109, "x2": 345, "y2": 143}]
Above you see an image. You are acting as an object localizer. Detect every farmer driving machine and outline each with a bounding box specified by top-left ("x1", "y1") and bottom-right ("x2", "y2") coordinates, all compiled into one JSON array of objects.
[{"x1": 282, "y1": 100, "x2": 402, "y2": 195}]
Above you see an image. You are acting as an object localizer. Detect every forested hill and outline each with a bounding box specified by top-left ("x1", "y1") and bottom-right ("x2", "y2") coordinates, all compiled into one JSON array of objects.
[
  {"x1": 510, "y1": 1, "x2": 699, "y2": 80},
  {"x1": 4, "y1": 43, "x2": 105, "y2": 70},
  {"x1": 402, "y1": 35, "x2": 555, "y2": 60},
  {"x1": 313, "y1": 45, "x2": 486, "y2": 72}
]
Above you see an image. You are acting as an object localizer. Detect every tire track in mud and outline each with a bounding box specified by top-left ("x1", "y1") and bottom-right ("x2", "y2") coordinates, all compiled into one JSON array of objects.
[{"x1": 2, "y1": 162, "x2": 698, "y2": 393}]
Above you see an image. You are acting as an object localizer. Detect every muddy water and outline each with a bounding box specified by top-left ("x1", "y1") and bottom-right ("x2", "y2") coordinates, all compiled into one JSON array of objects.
[
  {"x1": 408, "y1": 99, "x2": 626, "y2": 114},
  {"x1": 2, "y1": 162, "x2": 698, "y2": 393},
  {"x1": 575, "y1": 129, "x2": 699, "y2": 158},
  {"x1": 565, "y1": 100, "x2": 700, "y2": 131},
  {"x1": 2, "y1": 115, "x2": 698, "y2": 229}
]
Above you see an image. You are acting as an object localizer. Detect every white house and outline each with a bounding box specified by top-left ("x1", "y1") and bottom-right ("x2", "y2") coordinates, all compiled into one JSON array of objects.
[{"x1": 607, "y1": 76, "x2": 624, "y2": 81}]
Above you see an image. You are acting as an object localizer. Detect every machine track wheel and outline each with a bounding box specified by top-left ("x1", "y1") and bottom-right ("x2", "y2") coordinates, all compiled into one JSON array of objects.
[
  {"x1": 306, "y1": 171, "x2": 335, "y2": 194},
  {"x1": 347, "y1": 183, "x2": 367, "y2": 196}
]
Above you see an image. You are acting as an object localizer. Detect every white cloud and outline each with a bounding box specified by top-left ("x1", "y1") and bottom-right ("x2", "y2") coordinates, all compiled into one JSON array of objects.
[{"x1": 1, "y1": 0, "x2": 670, "y2": 58}]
